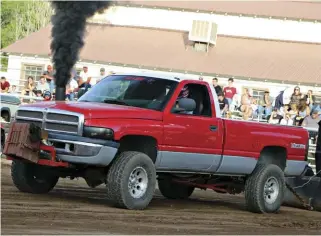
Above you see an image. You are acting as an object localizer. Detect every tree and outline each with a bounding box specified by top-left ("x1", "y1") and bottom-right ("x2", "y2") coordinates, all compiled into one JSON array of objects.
[{"x1": 1, "y1": 0, "x2": 53, "y2": 71}]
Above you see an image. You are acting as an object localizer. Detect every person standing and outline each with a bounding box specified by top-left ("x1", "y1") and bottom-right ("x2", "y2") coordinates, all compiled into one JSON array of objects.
[
  {"x1": 212, "y1": 78, "x2": 222, "y2": 95},
  {"x1": 223, "y1": 78, "x2": 237, "y2": 105},
  {"x1": 305, "y1": 90, "x2": 316, "y2": 112},
  {"x1": 43, "y1": 65, "x2": 55, "y2": 93}
]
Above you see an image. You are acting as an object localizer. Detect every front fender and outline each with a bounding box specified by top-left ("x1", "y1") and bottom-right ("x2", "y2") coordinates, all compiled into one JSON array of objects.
[{"x1": 84, "y1": 118, "x2": 163, "y2": 144}]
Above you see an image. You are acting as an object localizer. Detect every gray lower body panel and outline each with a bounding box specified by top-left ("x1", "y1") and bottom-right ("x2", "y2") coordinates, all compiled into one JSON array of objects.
[
  {"x1": 155, "y1": 151, "x2": 307, "y2": 176},
  {"x1": 57, "y1": 145, "x2": 118, "y2": 166}
]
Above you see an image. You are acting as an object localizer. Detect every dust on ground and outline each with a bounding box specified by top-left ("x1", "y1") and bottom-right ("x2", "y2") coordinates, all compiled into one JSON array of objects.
[{"x1": 1, "y1": 164, "x2": 320, "y2": 235}]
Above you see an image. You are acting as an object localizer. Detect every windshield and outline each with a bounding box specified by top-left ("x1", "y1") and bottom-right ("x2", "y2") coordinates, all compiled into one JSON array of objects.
[{"x1": 78, "y1": 75, "x2": 178, "y2": 111}]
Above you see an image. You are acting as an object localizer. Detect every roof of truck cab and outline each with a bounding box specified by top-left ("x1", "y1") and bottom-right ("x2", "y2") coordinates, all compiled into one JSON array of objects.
[
  {"x1": 111, "y1": 72, "x2": 222, "y2": 118},
  {"x1": 112, "y1": 72, "x2": 188, "y2": 82}
]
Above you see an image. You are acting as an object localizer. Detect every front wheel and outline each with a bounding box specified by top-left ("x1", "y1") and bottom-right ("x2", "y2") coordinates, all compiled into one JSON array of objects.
[
  {"x1": 11, "y1": 160, "x2": 59, "y2": 194},
  {"x1": 106, "y1": 151, "x2": 156, "y2": 210},
  {"x1": 245, "y1": 164, "x2": 285, "y2": 213}
]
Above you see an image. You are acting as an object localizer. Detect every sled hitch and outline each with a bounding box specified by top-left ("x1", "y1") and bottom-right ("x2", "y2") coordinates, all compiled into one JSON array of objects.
[
  {"x1": 4, "y1": 122, "x2": 69, "y2": 168},
  {"x1": 285, "y1": 182, "x2": 313, "y2": 211}
]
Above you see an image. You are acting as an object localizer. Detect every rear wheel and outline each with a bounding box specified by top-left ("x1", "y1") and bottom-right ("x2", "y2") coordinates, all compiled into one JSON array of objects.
[
  {"x1": 158, "y1": 177, "x2": 195, "y2": 199},
  {"x1": 11, "y1": 160, "x2": 59, "y2": 194},
  {"x1": 245, "y1": 164, "x2": 285, "y2": 213},
  {"x1": 106, "y1": 151, "x2": 156, "y2": 210}
]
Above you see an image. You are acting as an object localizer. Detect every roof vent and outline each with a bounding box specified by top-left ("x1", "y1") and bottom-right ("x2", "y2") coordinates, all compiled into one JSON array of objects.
[{"x1": 188, "y1": 20, "x2": 218, "y2": 46}]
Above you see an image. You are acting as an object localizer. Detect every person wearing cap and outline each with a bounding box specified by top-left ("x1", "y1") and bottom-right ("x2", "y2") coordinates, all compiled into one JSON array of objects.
[{"x1": 301, "y1": 110, "x2": 321, "y2": 129}]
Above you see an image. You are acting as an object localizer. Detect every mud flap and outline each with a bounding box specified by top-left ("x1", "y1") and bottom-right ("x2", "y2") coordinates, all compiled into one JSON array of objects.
[{"x1": 284, "y1": 176, "x2": 321, "y2": 212}]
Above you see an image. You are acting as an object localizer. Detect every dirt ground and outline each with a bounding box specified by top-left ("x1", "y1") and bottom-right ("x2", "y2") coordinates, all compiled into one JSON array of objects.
[{"x1": 1, "y1": 164, "x2": 321, "y2": 235}]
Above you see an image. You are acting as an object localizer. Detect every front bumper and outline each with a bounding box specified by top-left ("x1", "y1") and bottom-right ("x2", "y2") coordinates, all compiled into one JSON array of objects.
[{"x1": 46, "y1": 133, "x2": 119, "y2": 166}]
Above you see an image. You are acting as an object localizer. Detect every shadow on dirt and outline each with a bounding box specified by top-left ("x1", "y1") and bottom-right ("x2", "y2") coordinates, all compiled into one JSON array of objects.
[{"x1": 48, "y1": 185, "x2": 245, "y2": 212}]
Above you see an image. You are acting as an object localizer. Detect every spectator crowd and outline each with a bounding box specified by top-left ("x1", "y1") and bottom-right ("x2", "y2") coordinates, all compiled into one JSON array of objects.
[
  {"x1": 1, "y1": 67, "x2": 320, "y2": 130},
  {"x1": 213, "y1": 78, "x2": 321, "y2": 130},
  {"x1": 0, "y1": 65, "x2": 114, "y2": 101}
]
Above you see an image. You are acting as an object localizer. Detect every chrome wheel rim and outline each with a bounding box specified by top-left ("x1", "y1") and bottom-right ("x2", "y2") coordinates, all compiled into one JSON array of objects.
[
  {"x1": 128, "y1": 167, "x2": 148, "y2": 198},
  {"x1": 264, "y1": 177, "x2": 279, "y2": 204}
]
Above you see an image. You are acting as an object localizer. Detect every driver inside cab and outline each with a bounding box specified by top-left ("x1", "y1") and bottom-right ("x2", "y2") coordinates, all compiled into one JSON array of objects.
[{"x1": 175, "y1": 85, "x2": 193, "y2": 114}]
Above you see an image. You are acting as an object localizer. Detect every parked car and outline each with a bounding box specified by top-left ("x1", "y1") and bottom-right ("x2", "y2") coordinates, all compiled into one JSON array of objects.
[
  {"x1": 4, "y1": 72, "x2": 310, "y2": 214},
  {"x1": 0, "y1": 94, "x2": 21, "y2": 122}
]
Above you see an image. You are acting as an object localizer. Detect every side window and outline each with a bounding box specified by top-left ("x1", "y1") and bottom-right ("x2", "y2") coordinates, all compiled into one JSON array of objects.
[
  {"x1": 172, "y1": 83, "x2": 212, "y2": 117},
  {"x1": 21, "y1": 64, "x2": 45, "y2": 83}
]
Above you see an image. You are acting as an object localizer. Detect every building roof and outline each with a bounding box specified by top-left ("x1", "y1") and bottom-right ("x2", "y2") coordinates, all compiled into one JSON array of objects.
[
  {"x1": 3, "y1": 24, "x2": 321, "y2": 85},
  {"x1": 125, "y1": 1, "x2": 321, "y2": 21}
]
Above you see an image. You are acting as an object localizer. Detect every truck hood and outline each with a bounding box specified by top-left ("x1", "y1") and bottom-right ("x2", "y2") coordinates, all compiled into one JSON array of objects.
[{"x1": 20, "y1": 101, "x2": 163, "y2": 121}]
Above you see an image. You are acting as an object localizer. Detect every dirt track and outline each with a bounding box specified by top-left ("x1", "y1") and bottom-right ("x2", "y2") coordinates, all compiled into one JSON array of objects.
[{"x1": 1, "y1": 164, "x2": 321, "y2": 235}]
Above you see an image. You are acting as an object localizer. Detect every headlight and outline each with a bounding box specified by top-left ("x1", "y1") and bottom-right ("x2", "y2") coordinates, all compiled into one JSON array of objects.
[{"x1": 83, "y1": 126, "x2": 114, "y2": 140}]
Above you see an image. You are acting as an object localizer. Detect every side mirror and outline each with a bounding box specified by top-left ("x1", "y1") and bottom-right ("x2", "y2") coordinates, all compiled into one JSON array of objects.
[{"x1": 172, "y1": 98, "x2": 196, "y2": 113}]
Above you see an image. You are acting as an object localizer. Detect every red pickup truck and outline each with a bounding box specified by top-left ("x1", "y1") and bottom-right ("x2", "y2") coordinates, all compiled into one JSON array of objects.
[{"x1": 6, "y1": 72, "x2": 310, "y2": 213}]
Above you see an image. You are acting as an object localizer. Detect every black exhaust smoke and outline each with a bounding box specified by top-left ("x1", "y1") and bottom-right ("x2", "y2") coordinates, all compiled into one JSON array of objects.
[{"x1": 50, "y1": 1, "x2": 114, "y2": 101}]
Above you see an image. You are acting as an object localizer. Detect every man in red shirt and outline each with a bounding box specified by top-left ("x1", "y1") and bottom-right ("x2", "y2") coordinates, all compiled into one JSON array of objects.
[
  {"x1": 0, "y1": 77, "x2": 10, "y2": 93},
  {"x1": 223, "y1": 78, "x2": 237, "y2": 105}
]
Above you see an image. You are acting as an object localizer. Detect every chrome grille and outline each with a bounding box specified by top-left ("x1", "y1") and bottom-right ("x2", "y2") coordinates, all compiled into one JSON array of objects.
[{"x1": 15, "y1": 108, "x2": 84, "y2": 135}]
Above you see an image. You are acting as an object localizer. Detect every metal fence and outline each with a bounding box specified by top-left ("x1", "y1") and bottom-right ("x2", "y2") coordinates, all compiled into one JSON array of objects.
[{"x1": 306, "y1": 127, "x2": 318, "y2": 173}]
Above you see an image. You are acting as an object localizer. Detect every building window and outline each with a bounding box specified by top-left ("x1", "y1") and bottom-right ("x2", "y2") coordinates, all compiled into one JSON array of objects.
[
  {"x1": 251, "y1": 89, "x2": 266, "y2": 101},
  {"x1": 22, "y1": 64, "x2": 45, "y2": 82}
]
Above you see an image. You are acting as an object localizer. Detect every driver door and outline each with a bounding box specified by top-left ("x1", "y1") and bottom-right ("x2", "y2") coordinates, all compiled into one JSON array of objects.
[{"x1": 159, "y1": 82, "x2": 224, "y2": 172}]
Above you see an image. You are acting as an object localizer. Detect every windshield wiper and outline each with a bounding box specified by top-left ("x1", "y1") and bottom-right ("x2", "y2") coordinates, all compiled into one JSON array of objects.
[
  {"x1": 78, "y1": 100, "x2": 91, "y2": 102},
  {"x1": 103, "y1": 99, "x2": 129, "y2": 106}
]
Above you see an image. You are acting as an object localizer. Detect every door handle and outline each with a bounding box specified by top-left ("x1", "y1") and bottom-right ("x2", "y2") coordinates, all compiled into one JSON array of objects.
[{"x1": 210, "y1": 125, "x2": 217, "y2": 131}]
